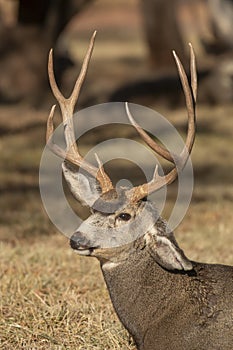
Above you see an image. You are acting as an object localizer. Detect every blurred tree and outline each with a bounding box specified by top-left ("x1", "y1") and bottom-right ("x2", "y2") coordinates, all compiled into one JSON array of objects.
[
  {"x1": 140, "y1": 0, "x2": 187, "y2": 71},
  {"x1": 208, "y1": 0, "x2": 233, "y2": 51},
  {"x1": 0, "y1": 0, "x2": 231, "y2": 106},
  {"x1": 141, "y1": 0, "x2": 233, "y2": 65},
  {"x1": 0, "y1": 0, "x2": 94, "y2": 105},
  {"x1": 18, "y1": 0, "x2": 93, "y2": 44}
]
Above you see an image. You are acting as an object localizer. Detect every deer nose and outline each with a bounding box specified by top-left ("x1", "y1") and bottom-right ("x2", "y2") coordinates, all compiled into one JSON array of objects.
[{"x1": 70, "y1": 231, "x2": 89, "y2": 250}]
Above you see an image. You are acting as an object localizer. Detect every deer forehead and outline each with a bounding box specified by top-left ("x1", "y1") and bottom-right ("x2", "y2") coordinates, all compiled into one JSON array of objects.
[
  {"x1": 92, "y1": 187, "x2": 139, "y2": 212},
  {"x1": 88, "y1": 201, "x2": 143, "y2": 227}
]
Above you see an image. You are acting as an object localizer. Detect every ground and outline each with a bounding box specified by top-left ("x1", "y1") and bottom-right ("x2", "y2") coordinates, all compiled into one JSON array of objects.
[{"x1": 0, "y1": 1, "x2": 233, "y2": 349}]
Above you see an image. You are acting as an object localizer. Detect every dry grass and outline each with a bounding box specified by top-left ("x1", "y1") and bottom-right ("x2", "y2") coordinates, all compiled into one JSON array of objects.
[
  {"x1": 0, "y1": 235, "x2": 134, "y2": 350},
  {"x1": 1, "y1": 103, "x2": 233, "y2": 349}
]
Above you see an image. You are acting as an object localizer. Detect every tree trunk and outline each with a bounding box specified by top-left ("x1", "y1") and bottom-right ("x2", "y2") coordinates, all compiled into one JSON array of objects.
[{"x1": 141, "y1": 0, "x2": 187, "y2": 71}]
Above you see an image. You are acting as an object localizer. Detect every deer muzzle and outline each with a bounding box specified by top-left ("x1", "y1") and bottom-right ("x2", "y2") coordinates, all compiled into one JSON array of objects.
[{"x1": 70, "y1": 231, "x2": 99, "y2": 256}]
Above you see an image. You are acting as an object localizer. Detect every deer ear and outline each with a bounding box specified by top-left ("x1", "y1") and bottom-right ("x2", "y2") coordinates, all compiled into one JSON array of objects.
[
  {"x1": 148, "y1": 234, "x2": 193, "y2": 271},
  {"x1": 62, "y1": 162, "x2": 101, "y2": 207}
]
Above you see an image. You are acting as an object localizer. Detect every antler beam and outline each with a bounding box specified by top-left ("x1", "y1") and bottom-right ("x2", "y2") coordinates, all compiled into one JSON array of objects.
[
  {"x1": 126, "y1": 44, "x2": 197, "y2": 203},
  {"x1": 46, "y1": 31, "x2": 114, "y2": 194}
]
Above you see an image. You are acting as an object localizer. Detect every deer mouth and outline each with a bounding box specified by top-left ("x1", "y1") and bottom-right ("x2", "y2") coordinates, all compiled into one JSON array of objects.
[
  {"x1": 70, "y1": 239, "x2": 99, "y2": 256},
  {"x1": 74, "y1": 246, "x2": 96, "y2": 256}
]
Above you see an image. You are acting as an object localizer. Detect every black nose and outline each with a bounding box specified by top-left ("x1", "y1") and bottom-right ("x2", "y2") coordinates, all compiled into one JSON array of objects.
[{"x1": 70, "y1": 231, "x2": 88, "y2": 250}]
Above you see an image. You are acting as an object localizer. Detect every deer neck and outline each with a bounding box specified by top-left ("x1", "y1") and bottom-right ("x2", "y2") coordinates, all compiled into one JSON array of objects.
[{"x1": 100, "y1": 245, "x2": 190, "y2": 348}]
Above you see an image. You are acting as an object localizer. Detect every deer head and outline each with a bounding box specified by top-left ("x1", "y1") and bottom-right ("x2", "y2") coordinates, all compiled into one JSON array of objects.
[{"x1": 46, "y1": 31, "x2": 197, "y2": 272}]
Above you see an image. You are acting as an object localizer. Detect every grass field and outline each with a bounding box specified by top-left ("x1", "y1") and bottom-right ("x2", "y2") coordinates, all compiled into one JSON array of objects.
[
  {"x1": 1, "y1": 101, "x2": 233, "y2": 350},
  {"x1": 1, "y1": 1, "x2": 233, "y2": 349}
]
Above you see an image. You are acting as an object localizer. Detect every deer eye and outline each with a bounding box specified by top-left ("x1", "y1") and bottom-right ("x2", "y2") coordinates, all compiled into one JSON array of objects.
[{"x1": 117, "y1": 213, "x2": 131, "y2": 221}]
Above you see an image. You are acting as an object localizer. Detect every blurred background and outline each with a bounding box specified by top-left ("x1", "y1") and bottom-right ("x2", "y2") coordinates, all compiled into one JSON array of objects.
[{"x1": 0, "y1": 1, "x2": 233, "y2": 349}]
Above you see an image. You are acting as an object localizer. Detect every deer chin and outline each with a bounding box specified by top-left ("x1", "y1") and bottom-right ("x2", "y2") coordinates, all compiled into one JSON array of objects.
[
  {"x1": 90, "y1": 243, "x2": 134, "y2": 262},
  {"x1": 73, "y1": 246, "x2": 97, "y2": 256}
]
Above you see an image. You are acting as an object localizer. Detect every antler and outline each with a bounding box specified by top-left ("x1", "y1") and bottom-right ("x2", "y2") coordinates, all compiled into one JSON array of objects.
[
  {"x1": 46, "y1": 31, "x2": 114, "y2": 194},
  {"x1": 126, "y1": 43, "x2": 197, "y2": 203}
]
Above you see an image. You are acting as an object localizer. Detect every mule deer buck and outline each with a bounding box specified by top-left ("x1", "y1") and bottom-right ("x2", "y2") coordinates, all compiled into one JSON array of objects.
[{"x1": 46, "y1": 32, "x2": 233, "y2": 350}]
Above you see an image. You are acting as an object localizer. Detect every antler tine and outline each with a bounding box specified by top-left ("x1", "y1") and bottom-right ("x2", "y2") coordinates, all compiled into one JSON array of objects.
[
  {"x1": 48, "y1": 31, "x2": 97, "y2": 152},
  {"x1": 46, "y1": 104, "x2": 56, "y2": 144},
  {"x1": 46, "y1": 32, "x2": 114, "y2": 193},
  {"x1": 172, "y1": 46, "x2": 196, "y2": 163},
  {"x1": 189, "y1": 43, "x2": 197, "y2": 102},
  {"x1": 125, "y1": 102, "x2": 174, "y2": 163},
  {"x1": 126, "y1": 44, "x2": 197, "y2": 171},
  {"x1": 127, "y1": 46, "x2": 197, "y2": 203},
  {"x1": 70, "y1": 30, "x2": 97, "y2": 106},
  {"x1": 48, "y1": 51, "x2": 65, "y2": 104},
  {"x1": 48, "y1": 31, "x2": 97, "y2": 108},
  {"x1": 46, "y1": 104, "x2": 68, "y2": 159}
]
